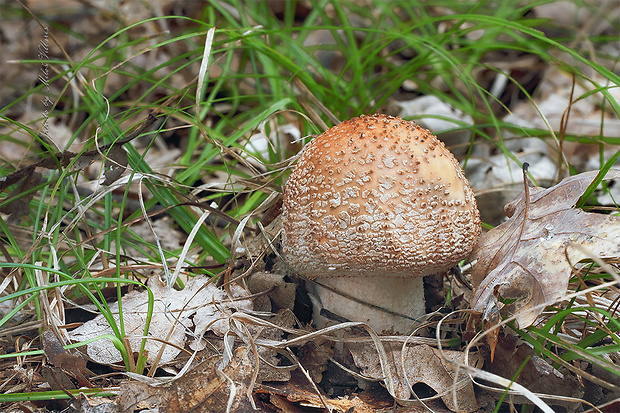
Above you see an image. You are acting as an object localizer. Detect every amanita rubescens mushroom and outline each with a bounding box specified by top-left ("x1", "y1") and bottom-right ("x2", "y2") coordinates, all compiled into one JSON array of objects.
[{"x1": 282, "y1": 114, "x2": 480, "y2": 334}]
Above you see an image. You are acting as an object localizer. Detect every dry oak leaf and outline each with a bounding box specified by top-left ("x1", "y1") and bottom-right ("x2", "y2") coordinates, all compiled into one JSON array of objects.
[
  {"x1": 349, "y1": 342, "x2": 480, "y2": 412},
  {"x1": 471, "y1": 170, "x2": 620, "y2": 328},
  {"x1": 69, "y1": 274, "x2": 252, "y2": 365}
]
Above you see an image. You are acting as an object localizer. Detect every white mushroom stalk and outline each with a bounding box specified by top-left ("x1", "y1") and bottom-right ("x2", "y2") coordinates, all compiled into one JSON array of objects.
[{"x1": 282, "y1": 114, "x2": 481, "y2": 334}]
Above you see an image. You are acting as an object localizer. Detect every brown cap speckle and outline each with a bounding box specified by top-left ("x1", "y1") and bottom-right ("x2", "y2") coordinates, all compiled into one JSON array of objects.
[{"x1": 282, "y1": 114, "x2": 481, "y2": 278}]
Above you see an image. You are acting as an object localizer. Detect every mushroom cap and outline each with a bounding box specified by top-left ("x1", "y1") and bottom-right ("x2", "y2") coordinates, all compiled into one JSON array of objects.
[{"x1": 282, "y1": 114, "x2": 480, "y2": 279}]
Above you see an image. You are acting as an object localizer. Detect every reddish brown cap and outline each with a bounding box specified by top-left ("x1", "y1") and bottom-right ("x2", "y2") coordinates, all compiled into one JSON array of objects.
[{"x1": 282, "y1": 114, "x2": 480, "y2": 279}]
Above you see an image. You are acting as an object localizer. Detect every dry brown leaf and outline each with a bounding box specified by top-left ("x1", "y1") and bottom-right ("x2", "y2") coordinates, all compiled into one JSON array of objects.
[
  {"x1": 349, "y1": 342, "x2": 479, "y2": 412},
  {"x1": 118, "y1": 346, "x2": 255, "y2": 413},
  {"x1": 42, "y1": 330, "x2": 92, "y2": 389},
  {"x1": 255, "y1": 379, "x2": 377, "y2": 413},
  {"x1": 246, "y1": 272, "x2": 297, "y2": 313},
  {"x1": 471, "y1": 170, "x2": 620, "y2": 328},
  {"x1": 487, "y1": 335, "x2": 583, "y2": 409},
  {"x1": 102, "y1": 145, "x2": 128, "y2": 185},
  {"x1": 297, "y1": 338, "x2": 333, "y2": 385},
  {"x1": 254, "y1": 310, "x2": 294, "y2": 383},
  {"x1": 72, "y1": 393, "x2": 118, "y2": 413},
  {"x1": 0, "y1": 170, "x2": 41, "y2": 221}
]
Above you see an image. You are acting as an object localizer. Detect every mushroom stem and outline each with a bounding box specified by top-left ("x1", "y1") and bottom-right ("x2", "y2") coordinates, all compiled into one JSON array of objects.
[{"x1": 311, "y1": 276, "x2": 425, "y2": 335}]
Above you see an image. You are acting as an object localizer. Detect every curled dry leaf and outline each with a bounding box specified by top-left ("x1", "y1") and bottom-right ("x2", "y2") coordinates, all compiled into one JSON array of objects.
[
  {"x1": 42, "y1": 330, "x2": 93, "y2": 389},
  {"x1": 471, "y1": 170, "x2": 620, "y2": 328},
  {"x1": 349, "y1": 342, "x2": 480, "y2": 412}
]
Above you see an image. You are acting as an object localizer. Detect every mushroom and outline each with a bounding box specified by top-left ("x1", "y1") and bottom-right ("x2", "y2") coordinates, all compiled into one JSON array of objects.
[{"x1": 281, "y1": 114, "x2": 480, "y2": 334}]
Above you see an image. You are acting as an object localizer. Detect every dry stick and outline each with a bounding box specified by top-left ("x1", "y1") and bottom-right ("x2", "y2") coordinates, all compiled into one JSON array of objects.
[
  {"x1": 0, "y1": 112, "x2": 159, "y2": 193},
  {"x1": 285, "y1": 347, "x2": 333, "y2": 412},
  {"x1": 293, "y1": 76, "x2": 340, "y2": 128},
  {"x1": 557, "y1": 74, "x2": 576, "y2": 181},
  {"x1": 71, "y1": 200, "x2": 241, "y2": 255}
]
